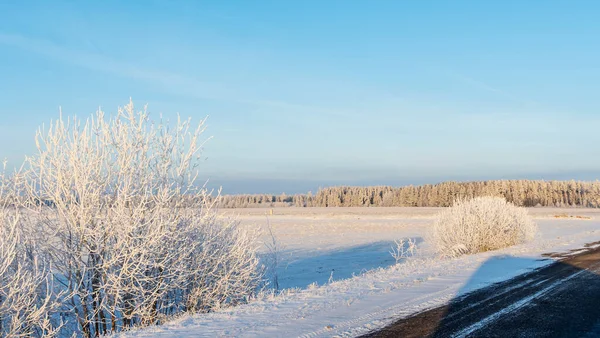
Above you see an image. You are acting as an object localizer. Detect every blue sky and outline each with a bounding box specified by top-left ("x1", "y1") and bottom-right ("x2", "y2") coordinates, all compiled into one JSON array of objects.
[{"x1": 1, "y1": 1, "x2": 600, "y2": 193}]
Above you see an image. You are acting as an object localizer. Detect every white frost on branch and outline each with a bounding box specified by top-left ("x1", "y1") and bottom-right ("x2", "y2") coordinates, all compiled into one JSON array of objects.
[
  {"x1": 431, "y1": 196, "x2": 537, "y2": 258},
  {"x1": 1, "y1": 100, "x2": 265, "y2": 337}
]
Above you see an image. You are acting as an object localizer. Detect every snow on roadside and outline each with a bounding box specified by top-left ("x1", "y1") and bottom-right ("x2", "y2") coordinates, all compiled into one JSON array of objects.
[{"x1": 118, "y1": 210, "x2": 600, "y2": 338}]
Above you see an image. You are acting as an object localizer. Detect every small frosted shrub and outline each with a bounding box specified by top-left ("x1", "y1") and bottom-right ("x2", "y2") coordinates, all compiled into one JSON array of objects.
[
  {"x1": 390, "y1": 238, "x2": 417, "y2": 264},
  {"x1": 432, "y1": 196, "x2": 537, "y2": 257}
]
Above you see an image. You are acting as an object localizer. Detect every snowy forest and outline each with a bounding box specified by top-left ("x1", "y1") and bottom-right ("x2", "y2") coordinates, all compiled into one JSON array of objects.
[{"x1": 218, "y1": 180, "x2": 600, "y2": 208}]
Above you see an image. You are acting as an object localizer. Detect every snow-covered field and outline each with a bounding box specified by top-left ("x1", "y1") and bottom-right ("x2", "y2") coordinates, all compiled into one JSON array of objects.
[{"x1": 118, "y1": 207, "x2": 600, "y2": 337}]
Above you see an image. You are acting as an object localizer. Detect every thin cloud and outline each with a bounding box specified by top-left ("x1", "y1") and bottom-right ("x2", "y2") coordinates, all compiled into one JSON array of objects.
[
  {"x1": 0, "y1": 32, "x2": 349, "y2": 118},
  {"x1": 0, "y1": 32, "x2": 234, "y2": 99},
  {"x1": 445, "y1": 69, "x2": 539, "y2": 107},
  {"x1": 250, "y1": 99, "x2": 355, "y2": 118}
]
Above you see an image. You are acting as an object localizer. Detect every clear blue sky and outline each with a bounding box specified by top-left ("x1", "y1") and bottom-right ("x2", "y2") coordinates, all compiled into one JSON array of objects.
[{"x1": 1, "y1": 1, "x2": 600, "y2": 193}]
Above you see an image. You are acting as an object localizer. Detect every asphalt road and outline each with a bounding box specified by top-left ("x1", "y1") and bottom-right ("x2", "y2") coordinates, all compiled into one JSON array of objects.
[{"x1": 361, "y1": 244, "x2": 600, "y2": 338}]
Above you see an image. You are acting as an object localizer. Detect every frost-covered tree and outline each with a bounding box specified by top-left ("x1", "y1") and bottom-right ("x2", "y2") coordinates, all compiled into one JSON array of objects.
[
  {"x1": 0, "y1": 165, "x2": 62, "y2": 337},
  {"x1": 21, "y1": 101, "x2": 263, "y2": 336}
]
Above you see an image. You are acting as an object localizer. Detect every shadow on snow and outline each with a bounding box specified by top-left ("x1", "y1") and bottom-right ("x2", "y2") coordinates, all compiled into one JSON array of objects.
[
  {"x1": 265, "y1": 237, "x2": 424, "y2": 290},
  {"x1": 361, "y1": 245, "x2": 600, "y2": 337}
]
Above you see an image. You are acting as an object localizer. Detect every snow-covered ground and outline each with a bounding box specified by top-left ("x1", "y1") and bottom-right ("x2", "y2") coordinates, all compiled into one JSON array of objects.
[{"x1": 118, "y1": 207, "x2": 600, "y2": 337}]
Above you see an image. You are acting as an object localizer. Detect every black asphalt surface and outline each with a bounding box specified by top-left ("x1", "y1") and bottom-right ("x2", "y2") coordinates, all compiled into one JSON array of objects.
[{"x1": 360, "y1": 244, "x2": 600, "y2": 338}]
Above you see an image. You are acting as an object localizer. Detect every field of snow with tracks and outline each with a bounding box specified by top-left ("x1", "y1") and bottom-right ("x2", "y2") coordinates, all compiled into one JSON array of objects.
[{"x1": 119, "y1": 207, "x2": 600, "y2": 337}]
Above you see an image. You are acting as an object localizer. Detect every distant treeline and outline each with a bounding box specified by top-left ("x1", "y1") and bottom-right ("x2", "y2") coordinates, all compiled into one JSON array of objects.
[{"x1": 218, "y1": 180, "x2": 600, "y2": 208}]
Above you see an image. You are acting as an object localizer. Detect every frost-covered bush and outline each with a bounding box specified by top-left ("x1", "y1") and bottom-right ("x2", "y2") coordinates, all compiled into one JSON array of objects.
[
  {"x1": 432, "y1": 196, "x2": 537, "y2": 257},
  {"x1": 18, "y1": 100, "x2": 263, "y2": 337},
  {"x1": 0, "y1": 166, "x2": 62, "y2": 337},
  {"x1": 389, "y1": 238, "x2": 417, "y2": 264}
]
